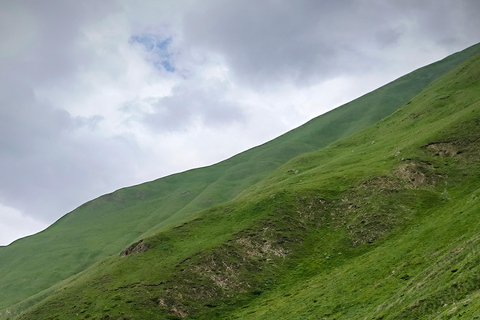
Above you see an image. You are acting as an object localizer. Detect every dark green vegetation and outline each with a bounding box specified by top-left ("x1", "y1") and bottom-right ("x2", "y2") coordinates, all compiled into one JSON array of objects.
[{"x1": 1, "y1": 43, "x2": 480, "y2": 319}]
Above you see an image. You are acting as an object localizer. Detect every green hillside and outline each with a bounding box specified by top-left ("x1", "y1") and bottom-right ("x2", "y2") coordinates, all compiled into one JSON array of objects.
[
  {"x1": 0, "y1": 45, "x2": 480, "y2": 319},
  {"x1": 5, "y1": 45, "x2": 480, "y2": 319}
]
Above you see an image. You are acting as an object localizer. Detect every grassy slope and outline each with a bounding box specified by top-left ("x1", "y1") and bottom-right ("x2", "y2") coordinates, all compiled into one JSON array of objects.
[
  {"x1": 232, "y1": 52, "x2": 480, "y2": 320},
  {"x1": 11, "y1": 48, "x2": 480, "y2": 319},
  {"x1": 2, "y1": 45, "x2": 478, "y2": 315}
]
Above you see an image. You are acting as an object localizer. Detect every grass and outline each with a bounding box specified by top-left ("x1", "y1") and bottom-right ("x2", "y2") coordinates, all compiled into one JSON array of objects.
[
  {"x1": 2, "y1": 43, "x2": 478, "y2": 317},
  {"x1": 6, "y1": 45, "x2": 480, "y2": 319}
]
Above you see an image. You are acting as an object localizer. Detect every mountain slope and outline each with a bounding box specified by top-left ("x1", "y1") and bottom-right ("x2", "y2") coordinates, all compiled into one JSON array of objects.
[
  {"x1": 10, "y1": 47, "x2": 480, "y2": 319},
  {"x1": 0, "y1": 43, "x2": 479, "y2": 316}
]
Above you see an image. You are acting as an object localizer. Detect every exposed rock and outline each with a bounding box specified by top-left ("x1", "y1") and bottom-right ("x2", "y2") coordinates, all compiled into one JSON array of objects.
[
  {"x1": 120, "y1": 240, "x2": 150, "y2": 256},
  {"x1": 423, "y1": 141, "x2": 459, "y2": 157},
  {"x1": 395, "y1": 160, "x2": 436, "y2": 188}
]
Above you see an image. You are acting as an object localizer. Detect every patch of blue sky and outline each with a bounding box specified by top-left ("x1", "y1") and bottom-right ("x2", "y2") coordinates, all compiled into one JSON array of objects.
[
  {"x1": 130, "y1": 33, "x2": 176, "y2": 73},
  {"x1": 159, "y1": 60, "x2": 175, "y2": 72}
]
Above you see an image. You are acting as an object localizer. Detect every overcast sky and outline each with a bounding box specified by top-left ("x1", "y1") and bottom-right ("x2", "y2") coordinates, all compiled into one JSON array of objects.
[{"x1": 0, "y1": 0, "x2": 479, "y2": 246}]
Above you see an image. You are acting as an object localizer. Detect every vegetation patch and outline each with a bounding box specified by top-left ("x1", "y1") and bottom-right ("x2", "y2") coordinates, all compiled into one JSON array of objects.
[{"x1": 150, "y1": 199, "x2": 322, "y2": 318}]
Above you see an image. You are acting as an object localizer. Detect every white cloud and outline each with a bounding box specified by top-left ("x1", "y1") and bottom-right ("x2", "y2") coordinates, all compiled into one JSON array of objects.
[{"x1": 0, "y1": 204, "x2": 48, "y2": 246}]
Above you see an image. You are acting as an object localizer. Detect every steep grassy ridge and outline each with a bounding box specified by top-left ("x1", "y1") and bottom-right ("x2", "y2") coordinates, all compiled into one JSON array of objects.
[
  {"x1": 11, "y1": 48, "x2": 480, "y2": 319},
  {"x1": 2, "y1": 45, "x2": 478, "y2": 314}
]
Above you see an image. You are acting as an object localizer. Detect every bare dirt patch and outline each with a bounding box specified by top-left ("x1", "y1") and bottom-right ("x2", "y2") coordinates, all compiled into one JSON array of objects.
[
  {"x1": 395, "y1": 160, "x2": 437, "y2": 188},
  {"x1": 357, "y1": 176, "x2": 404, "y2": 192},
  {"x1": 120, "y1": 240, "x2": 150, "y2": 256},
  {"x1": 423, "y1": 142, "x2": 460, "y2": 157}
]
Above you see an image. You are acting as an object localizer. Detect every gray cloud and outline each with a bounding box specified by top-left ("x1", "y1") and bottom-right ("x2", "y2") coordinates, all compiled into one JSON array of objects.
[
  {"x1": 137, "y1": 83, "x2": 247, "y2": 133},
  {"x1": 0, "y1": 0, "x2": 140, "y2": 222},
  {"x1": 375, "y1": 26, "x2": 405, "y2": 48},
  {"x1": 0, "y1": 78, "x2": 139, "y2": 222},
  {"x1": 0, "y1": 0, "x2": 117, "y2": 84},
  {"x1": 183, "y1": 0, "x2": 356, "y2": 86},
  {"x1": 182, "y1": 0, "x2": 480, "y2": 87}
]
